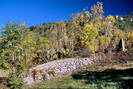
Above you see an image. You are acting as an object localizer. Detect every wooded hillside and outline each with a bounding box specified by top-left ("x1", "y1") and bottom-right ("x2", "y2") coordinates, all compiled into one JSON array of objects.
[{"x1": 0, "y1": 2, "x2": 133, "y2": 89}]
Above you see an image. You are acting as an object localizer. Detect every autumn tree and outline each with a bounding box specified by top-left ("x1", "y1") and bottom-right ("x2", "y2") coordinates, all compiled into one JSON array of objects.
[{"x1": 80, "y1": 2, "x2": 118, "y2": 55}]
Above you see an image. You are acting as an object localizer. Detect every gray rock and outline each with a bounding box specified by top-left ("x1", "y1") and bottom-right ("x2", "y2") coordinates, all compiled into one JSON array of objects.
[
  {"x1": 23, "y1": 55, "x2": 102, "y2": 85},
  {"x1": 23, "y1": 76, "x2": 34, "y2": 85}
]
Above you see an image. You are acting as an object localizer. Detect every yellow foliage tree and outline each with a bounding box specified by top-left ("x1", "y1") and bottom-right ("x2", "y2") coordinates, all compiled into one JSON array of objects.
[{"x1": 81, "y1": 24, "x2": 99, "y2": 54}]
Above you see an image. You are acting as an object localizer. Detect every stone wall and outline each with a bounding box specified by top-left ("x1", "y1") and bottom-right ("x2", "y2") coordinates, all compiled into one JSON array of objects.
[{"x1": 23, "y1": 54, "x2": 103, "y2": 85}]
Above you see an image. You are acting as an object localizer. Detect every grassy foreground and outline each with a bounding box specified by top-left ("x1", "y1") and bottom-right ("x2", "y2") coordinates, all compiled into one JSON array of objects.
[{"x1": 23, "y1": 65, "x2": 133, "y2": 89}]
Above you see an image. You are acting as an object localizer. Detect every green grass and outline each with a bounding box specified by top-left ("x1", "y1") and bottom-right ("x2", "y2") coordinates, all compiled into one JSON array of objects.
[
  {"x1": 23, "y1": 76, "x2": 121, "y2": 89},
  {"x1": 23, "y1": 66, "x2": 133, "y2": 89},
  {"x1": 23, "y1": 76, "x2": 90, "y2": 89}
]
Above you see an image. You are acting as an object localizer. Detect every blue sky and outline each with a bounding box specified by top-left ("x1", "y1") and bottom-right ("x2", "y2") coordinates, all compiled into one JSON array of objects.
[
  {"x1": 0, "y1": 0, "x2": 133, "y2": 26},
  {"x1": 103, "y1": 0, "x2": 133, "y2": 15}
]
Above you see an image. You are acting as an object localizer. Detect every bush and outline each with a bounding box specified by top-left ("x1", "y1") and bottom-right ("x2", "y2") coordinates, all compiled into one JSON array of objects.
[
  {"x1": 6, "y1": 67, "x2": 23, "y2": 89},
  {"x1": 7, "y1": 74, "x2": 23, "y2": 89}
]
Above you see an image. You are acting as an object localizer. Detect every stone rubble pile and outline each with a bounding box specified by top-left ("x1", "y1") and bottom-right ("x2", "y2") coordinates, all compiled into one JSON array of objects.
[{"x1": 24, "y1": 54, "x2": 102, "y2": 85}]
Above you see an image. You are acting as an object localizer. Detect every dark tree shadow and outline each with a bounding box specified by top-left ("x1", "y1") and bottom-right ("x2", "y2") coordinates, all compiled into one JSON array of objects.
[{"x1": 72, "y1": 68, "x2": 133, "y2": 89}]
